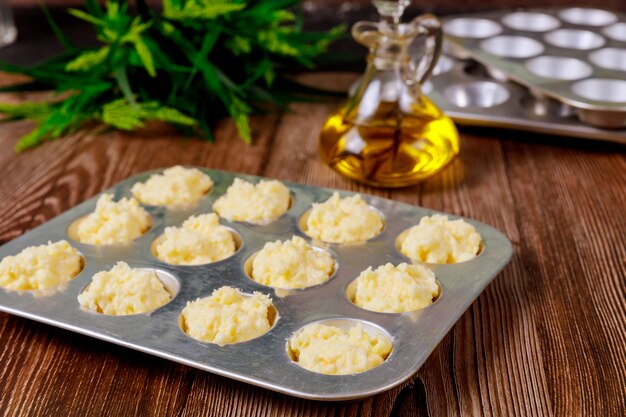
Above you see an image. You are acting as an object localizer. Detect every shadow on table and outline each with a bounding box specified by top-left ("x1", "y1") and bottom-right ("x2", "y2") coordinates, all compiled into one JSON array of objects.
[{"x1": 459, "y1": 126, "x2": 626, "y2": 153}]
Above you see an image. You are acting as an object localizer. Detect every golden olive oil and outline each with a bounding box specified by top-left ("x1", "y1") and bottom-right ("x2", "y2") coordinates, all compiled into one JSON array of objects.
[{"x1": 319, "y1": 97, "x2": 459, "y2": 188}]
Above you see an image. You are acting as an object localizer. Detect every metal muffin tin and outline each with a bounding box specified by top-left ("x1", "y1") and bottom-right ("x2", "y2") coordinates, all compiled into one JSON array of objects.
[
  {"x1": 0, "y1": 168, "x2": 512, "y2": 401},
  {"x1": 425, "y1": 7, "x2": 626, "y2": 144}
]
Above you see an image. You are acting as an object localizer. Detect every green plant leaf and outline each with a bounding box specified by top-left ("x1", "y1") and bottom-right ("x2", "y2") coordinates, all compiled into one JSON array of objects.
[
  {"x1": 113, "y1": 66, "x2": 136, "y2": 108},
  {"x1": 101, "y1": 98, "x2": 144, "y2": 130},
  {"x1": 65, "y1": 47, "x2": 110, "y2": 71},
  {"x1": 68, "y1": 8, "x2": 104, "y2": 26},
  {"x1": 133, "y1": 39, "x2": 156, "y2": 76},
  {"x1": 84, "y1": 0, "x2": 104, "y2": 18},
  {"x1": 39, "y1": 1, "x2": 76, "y2": 51},
  {"x1": 226, "y1": 36, "x2": 251, "y2": 55},
  {"x1": 101, "y1": 98, "x2": 196, "y2": 130},
  {"x1": 15, "y1": 127, "x2": 48, "y2": 152},
  {"x1": 163, "y1": 0, "x2": 245, "y2": 21},
  {"x1": 0, "y1": 0, "x2": 344, "y2": 151},
  {"x1": 0, "y1": 101, "x2": 51, "y2": 119},
  {"x1": 228, "y1": 95, "x2": 252, "y2": 143}
]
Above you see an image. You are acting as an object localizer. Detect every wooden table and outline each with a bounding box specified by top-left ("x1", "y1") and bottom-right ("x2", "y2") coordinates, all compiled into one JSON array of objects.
[{"x1": 1, "y1": 69, "x2": 625, "y2": 416}]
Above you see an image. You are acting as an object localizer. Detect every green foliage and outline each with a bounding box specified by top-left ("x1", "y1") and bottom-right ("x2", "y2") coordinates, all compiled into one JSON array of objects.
[
  {"x1": 65, "y1": 46, "x2": 110, "y2": 71},
  {"x1": 101, "y1": 98, "x2": 197, "y2": 130},
  {"x1": 163, "y1": 0, "x2": 246, "y2": 21},
  {"x1": 0, "y1": 0, "x2": 343, "y2": 151}
]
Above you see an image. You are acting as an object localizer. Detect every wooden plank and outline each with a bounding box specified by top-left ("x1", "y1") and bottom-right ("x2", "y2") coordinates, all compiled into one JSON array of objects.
[{"x1": 0, "y1": 70, "x2": 625, "y2": 416}]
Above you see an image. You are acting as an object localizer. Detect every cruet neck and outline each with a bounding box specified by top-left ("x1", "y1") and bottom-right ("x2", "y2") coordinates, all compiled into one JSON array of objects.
[{"x1": 352, "y1": 14, "x2": 443, "y2": 86}]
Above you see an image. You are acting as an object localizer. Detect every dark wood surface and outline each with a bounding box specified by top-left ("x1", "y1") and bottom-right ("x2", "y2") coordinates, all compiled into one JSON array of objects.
[{"x1": 0, "y1": 70, "x2": 625, "y2": 416}]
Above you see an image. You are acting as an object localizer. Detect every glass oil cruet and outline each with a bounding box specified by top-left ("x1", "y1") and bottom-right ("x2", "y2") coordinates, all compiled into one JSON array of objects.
[{"x1": 318, "y1": 0, "x2": 460, "y2": 187}]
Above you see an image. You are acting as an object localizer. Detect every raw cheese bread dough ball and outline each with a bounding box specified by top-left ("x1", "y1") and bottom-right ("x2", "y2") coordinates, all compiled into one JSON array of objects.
[
  {"x1": 289, "y1": 323, "x2": 392, "y2": 375},
  {"x1": 78, "y1": 261, "x2": 171, "y2": 315},
  {"x1": 400, "y1": 214, "x2": 482, "y2": 264},
  {"x1": 250, "y1": 236, "x2": 334, "y2": 289},
  {"x1": 213, "y1": 178, "x2": 290, "y2": 224},
  {"x1": 306, "y1": 193, "x2": 383, "y2": 243},
  {"x1": 131, "y1": 166, "x2": 213, "y2": 207},
  {"x1": 180, "y1": 286, "x2": 274, "y2": 346},
  {"x1": 154, "y1": 213, "x2": 236, "y2": 265},
  {"x1": 0, "y1": 240, "x2": 82, "y2": 291},
  {"x1": 76, "y1": 194, "x2": 151, "y2": 245},
  {"x1": 352, "y1": 263, "x2": 439, "y2": 313}
]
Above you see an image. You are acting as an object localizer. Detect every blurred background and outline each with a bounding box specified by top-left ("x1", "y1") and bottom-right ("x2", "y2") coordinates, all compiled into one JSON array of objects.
[
  {"x1": 3, "y1": 0, "x2": 626, "y2": 67},
  {"x1": 7, "y1": 0, "x2": 626, "y2": 11}
]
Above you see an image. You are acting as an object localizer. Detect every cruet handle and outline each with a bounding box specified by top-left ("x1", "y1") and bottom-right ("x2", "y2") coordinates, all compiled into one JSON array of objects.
[
  {"x1": 352, "y1": 21, "x2": 381, "y2": 49},
  {"x1": 404, "y1": 14, "x2": 443, "y2": 87}
]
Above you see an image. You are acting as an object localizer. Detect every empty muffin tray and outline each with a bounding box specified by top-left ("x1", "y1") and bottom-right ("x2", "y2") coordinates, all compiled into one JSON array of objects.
[
  {"x1": 426, "y1": 7, "x2": 626, "y2": 144},
  {"x1": 0, "y1": 168, "x2": 513, "y2": 401}
]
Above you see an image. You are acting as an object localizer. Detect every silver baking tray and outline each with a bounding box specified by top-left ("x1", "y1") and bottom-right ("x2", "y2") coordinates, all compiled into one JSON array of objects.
[
  {"x1": 425, "y1": 7, "x2": 626, "y2": 144},
  {"x1": 0, "y1": 168, "x2": 512, "y2": 401}
]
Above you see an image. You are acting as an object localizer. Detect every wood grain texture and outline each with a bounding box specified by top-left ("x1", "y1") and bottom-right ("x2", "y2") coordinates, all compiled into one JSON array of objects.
[{"x1": 0, "y1": 70, "x2": 625, "y2": 417}]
